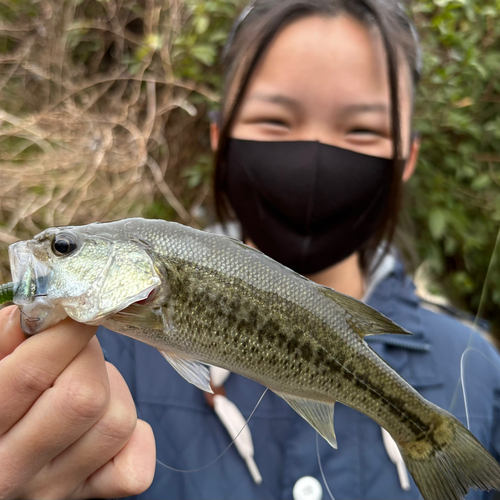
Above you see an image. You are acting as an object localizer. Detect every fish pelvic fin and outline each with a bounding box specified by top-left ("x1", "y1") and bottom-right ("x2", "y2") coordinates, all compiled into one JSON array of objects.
[
  {"x1": 398, "y1": 412, "x2": 500, "y2": 500},
  {"x1": 274, "y1": 391, "x2": 337, "y2": 448},
  {"x1": 318, "y1": 285, "x2": 412, "y2": 338},
  {"x1": 159, "y1": 350, "x2": 214, "y2": 394}
]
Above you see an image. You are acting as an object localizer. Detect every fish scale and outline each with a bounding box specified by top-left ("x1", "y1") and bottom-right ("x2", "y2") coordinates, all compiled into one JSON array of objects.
[{"x1": 5, "y1": 217, "x2": 500, "y2": 500}]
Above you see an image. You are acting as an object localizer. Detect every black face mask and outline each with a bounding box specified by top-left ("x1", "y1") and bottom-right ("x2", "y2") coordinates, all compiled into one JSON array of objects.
[{"x1": 224, "y1": 138, "x2": 394, "y2": 275}]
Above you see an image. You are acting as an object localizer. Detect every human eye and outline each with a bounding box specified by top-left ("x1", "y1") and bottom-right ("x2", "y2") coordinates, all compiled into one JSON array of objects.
[
  {"x1": 348, "y1": 128, "x2": 381, "y2": 136},
  {"x1": 261, "y1": 117, "x2": 290, "y2": 128},
  {"x1": 345, "y1": 127, "x2": 389, "y2": 144},
  {"x1": 245, "y1": 115, "x2": 292, "y2": 137}
]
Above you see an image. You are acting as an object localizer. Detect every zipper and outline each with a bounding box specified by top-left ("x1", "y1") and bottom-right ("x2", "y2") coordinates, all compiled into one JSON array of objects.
[{"x1": 366, "y1": 336, "x2": 430, "y2": 352}]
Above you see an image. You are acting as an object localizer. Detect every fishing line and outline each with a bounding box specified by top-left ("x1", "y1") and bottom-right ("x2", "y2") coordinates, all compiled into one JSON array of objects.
[
  {"x1": 459, "y1": 347, "x2": 500, "y2": 430},
  {"x1": 450, "y1": 224, "x2": 500, "y2": 426},
  {"x1": 316, "y1": 432, "x2": 336, "y2": 500},
  {"x1": 156, "y1": 387, "x2": 268, "y2": 474}
]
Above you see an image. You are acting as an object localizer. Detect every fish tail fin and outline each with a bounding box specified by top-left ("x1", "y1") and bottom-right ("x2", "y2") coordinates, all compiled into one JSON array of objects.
[{"x1": 398, "y1": 413, "x2": 500, "y2": 500}]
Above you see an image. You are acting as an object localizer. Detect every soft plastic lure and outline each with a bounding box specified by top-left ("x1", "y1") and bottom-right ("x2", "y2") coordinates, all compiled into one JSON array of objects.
[{"x1": 0, "y1": 282, "x2": 14, "y2": 305}]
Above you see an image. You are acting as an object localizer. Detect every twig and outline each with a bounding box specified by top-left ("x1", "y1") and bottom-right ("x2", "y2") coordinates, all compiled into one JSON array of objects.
[
  {"x1": 0, "y1": 229, "x2": 17, "y2": 245},
  {"x1": 147, "y1": 155, "x2": 197, "y2": 226}
]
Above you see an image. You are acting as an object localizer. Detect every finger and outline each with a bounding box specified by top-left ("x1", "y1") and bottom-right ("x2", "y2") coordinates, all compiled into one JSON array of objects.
[
  {"x1": 80, "y1": 419, "x2": 156, "y2": 499},
  {"x1": 0, "y1": 337, "x2": 109, "y2": 486},
  {"x1": 0, "y1": 306, "x2": 25, "y2": 360},
  {"x1": 39, "y1": 363, "x2": 137, "y2": 498},
  {"x1": 0, "y1": 317, "x2": 97, "y2": 435}
]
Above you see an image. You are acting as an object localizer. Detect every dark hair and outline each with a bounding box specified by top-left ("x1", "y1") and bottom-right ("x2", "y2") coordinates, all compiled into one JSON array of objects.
[{"x1": 213, "y1": 0, "x2": 421, "y2": 274}]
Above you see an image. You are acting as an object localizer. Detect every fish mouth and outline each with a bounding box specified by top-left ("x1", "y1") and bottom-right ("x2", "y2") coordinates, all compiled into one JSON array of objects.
[
  {"x1": 9, "y1": 241, "x2": 69, "y2": 335},
  {"x1": 9, "y1": 241, "x2": 50, "y2": 304}
]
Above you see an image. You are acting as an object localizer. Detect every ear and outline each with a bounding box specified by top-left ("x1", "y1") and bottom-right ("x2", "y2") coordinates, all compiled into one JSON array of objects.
[
  {"x1": 402, "y1": 135, "x2": 420, "y2": 182},
  {"x1": 210, "y1": 122, "x2": 220, "y2": 152}
]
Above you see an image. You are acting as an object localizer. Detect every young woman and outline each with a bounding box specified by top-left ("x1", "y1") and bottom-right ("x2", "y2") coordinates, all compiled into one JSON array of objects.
[{"x1": 0, "y1": 1, "x2": 499, "y2": 499}]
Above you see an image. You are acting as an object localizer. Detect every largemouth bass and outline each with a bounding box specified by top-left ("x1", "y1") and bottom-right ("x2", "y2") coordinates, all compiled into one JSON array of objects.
[{"x1": 5, "y1": 218, "x2": 500, "y2": 500}]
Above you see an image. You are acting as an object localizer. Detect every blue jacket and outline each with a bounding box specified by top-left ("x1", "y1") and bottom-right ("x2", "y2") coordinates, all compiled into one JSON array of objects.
[{"x1": 97, "y1": 261, "x2": 500, "y2": 500}]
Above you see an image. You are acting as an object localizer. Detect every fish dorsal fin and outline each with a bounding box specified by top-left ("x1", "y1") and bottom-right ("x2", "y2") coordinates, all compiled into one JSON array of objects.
[
  {"x1": 274, "y1": 391, "x2": 337, "y2": 449},
  {"x1": 318, "y1": 286, "x2": 412, "y2": 338},
  {"x1": 159, "y1": 350, "x2": 214, "y2": 394},
  {"x1": 113, "y1": 303, "x2": 164, "y2": 330}
]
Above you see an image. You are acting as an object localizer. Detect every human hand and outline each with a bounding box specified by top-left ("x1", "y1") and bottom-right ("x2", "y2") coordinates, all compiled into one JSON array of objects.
[{"x1": 0, "y1": 306, "x2": 156, "y2": 499}]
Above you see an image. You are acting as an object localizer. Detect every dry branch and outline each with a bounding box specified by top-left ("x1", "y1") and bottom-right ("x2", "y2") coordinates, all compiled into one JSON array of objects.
[{"x1": 0, "y1": 0, "x2": 214, "y2": 279}]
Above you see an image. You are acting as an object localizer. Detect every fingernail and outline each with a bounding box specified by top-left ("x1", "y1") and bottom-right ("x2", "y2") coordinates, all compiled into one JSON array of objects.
[
  {"x1": 4, "y1": 306, "x2": 19, "y2": 330},
  {"x1": 7, "y1": 306, "x2": 19, "y2": 326},
  {"x1": 0, "y1": 305, "x2": 16, "y2": 320}
]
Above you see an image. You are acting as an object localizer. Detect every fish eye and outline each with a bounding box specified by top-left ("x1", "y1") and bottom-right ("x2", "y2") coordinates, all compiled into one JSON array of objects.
[{"x1": 52, "y1": 234, "x2": 78, "y2": 257}]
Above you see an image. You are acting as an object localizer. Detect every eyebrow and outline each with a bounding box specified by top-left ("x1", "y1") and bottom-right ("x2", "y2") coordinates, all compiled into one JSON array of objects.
[
  {"x1": 341, "y1": 103, "x2": 389, "y2": 114},
  {"x1": 247, "y1": 93, "x2": 301, "y2": 111}
]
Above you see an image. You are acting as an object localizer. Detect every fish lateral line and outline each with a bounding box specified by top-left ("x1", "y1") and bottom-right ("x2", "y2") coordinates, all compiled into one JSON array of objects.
[{"x1": 333, "y1": 357, "x2": 429, "y2": 436}]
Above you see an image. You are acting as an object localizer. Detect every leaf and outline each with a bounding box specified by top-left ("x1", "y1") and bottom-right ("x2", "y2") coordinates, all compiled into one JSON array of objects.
[
  {"x1": 195, "y1": 15, "x2": 210, "y2": 35},
  {"x1": 454, "y1": 97, "x2": 473, "y2": 108},
  {"x1": 191, "y1": 45, "x2": 216, "y2": 66},
  {"x1": 471, "y1": 174, "x2": 491, "y2": 190},
  {"x1": 209, "y1": 30, "x2": 229, "y2": 44},
  {"x1": 145, "y1": 33, "x2": 162, "y2": 50},
  {"x1": 429, "y1": 209, "x2": 448, "y2": 240}
]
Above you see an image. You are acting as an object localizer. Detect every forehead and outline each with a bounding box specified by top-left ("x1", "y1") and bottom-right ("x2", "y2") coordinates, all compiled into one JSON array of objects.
[{"x1": 242, "y1": 14, "x2": 411, "y2": 113}]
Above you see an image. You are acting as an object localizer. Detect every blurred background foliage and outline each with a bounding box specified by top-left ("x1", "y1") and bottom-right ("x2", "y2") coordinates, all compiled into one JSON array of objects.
[
  {"x1": 0, "y1": 0, "x2": 499, "y2": 341},
  {"x1": 409, "y1": 0, "x2": 500, "y2": 338}
]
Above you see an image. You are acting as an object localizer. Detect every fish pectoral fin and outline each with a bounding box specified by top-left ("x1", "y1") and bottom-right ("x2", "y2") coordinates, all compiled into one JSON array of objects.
[
  {"x1": 113, "y1": 303, "x2": 164, "y2": 329},
  {"x1": 318, "y1": 286, "x2": 412, "y2": 338},
  {"x1": 159, "y1": 350, "x2": 214, "y2": 394},
  {"x1": 274, "y1": 391, "x2": 337, "y2": 449}
]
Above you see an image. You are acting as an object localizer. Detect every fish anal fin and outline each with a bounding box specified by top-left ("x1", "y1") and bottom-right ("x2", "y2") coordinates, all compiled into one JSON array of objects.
[
  {"x1": 159, "y1": 350, "x2": 214, "y2": 394},
  {"x1": 319, "y1": 286, "x2": 412, "y2": 338},
  {"x1": 274, "y1": 391, "x2": 337, "y2": 449}
]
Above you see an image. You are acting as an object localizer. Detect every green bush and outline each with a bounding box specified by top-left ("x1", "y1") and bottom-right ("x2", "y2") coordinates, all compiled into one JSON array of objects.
[{"x1": 410, "y1": 0, "x2": 500, "y2": 335}]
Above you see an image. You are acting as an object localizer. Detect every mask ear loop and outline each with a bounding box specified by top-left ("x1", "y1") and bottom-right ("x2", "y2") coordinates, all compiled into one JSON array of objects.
[{"x1": 155, "y1": 388, "x2": 268, "y2": 474}]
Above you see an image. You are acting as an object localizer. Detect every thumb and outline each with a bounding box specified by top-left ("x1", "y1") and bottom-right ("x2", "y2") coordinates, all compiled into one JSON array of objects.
[{"x1": 0, "y1": 306, "x2": 25, "y2": 360}]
